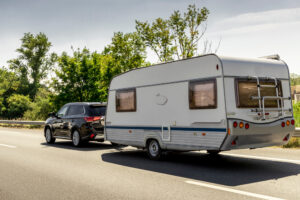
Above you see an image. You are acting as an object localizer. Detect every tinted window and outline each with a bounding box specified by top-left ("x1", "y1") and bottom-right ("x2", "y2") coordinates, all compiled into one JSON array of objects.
[
  {"x1": 67, "y1": 105, "x2": 85, "y2": 115},
  {"x1": 189, "y1": 79, "x2": 217, "y2": 109},
  {"x1": 89, "y1": 106, "x2": 106, "y2": 116},
  {"x1": 236, "y1": 79, "x2": 282, "y2": 108},
  {"x1": 116, "y1": 88, "x2": 136, "y2": 112},
  {"x1": 57, "y1": 106, "x2": 69, "y2": 117}
]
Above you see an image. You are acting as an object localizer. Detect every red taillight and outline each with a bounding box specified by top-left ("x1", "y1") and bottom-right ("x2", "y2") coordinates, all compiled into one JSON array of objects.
[
  {"x1": 281, "y1": 122, "x2": 285, "y2": 128},
  {"x1": 90, "y1": 134, "x2": 95, "y2": 139},
  {"x1": 245, "y1": 123, "x2": 249, "y2": 129},
  {"x1": 283, "y1": 134, "x2": 290, "y2": 141},
  {"x1": 84, "y1": 116, "x2": 101, "y2": 122},
  {"x1": 233, "y1": 121, "x2": 238, "y2": 128},
  {"x1": 231, "y1": 140, "x2": 236, "y2": 145},
  {"x1": 291, "y1": 119, "x2": 295, "y2": 126}
]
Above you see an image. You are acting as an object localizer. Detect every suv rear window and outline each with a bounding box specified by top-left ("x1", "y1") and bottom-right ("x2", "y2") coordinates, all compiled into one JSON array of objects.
[
  {"x1": 88, "y1": 106, "x2": 106, "y2": 116},
  {"x1": 236, "y1": 79, "x2": 282, "y2": 108}
]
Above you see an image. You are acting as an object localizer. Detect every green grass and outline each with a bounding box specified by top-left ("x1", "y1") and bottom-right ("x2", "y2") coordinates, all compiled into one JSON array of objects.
[
  {"x1": 282, "y1": 137, "x2": 300, "y2": 148},
  {"x1": 0, "y1": 123, "x2": 43, "y2": 129},
  {"x1": 294, "y1": 112, "x2": 300, "y2": 127}
]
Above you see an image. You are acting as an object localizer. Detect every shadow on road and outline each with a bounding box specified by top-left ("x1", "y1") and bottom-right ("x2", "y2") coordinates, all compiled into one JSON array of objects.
[
  {"x1": 101, "y1": 150, "x2": 300, "y2": 186},
  {"x1": 40, "y1": 141, "x2": 115, "y2": 151}
]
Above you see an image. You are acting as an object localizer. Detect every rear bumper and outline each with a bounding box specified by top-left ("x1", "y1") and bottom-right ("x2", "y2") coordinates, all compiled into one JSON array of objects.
[{"x1": 221, "y1": 118, "x2": 295, "y2": 150}]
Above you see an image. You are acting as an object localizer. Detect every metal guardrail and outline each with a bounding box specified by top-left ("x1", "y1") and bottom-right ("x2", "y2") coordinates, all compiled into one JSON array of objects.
[
  {"x1": 0, "y1": 120, "x2": 45, "y2": 125},
  {"x1": 294, "y1": 128, "x2": 300, "y2": 137}
]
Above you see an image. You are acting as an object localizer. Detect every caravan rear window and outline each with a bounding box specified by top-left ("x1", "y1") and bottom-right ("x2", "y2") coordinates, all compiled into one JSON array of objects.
[
  {"x1": 116, "y1": 88, "x2": 136, "y2": 112},
  {"x1": 189, "y1": 79, "x2": 217, "y2": 109},
  {"x1": 236, "y1": 79, "x2": 282, "y2": 108}
]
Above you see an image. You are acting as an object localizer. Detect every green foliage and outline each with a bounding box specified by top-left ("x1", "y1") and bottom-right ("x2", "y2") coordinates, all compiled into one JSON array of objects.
[
  {"x1": 293, "y1": 101, "x2": 300, "y2": 127},
  {"x1": 23, "y1": 88, "x2": 53, "y2": 120},
  {"x1": 6, "y1": 94, "x2": 31, "y2": 119},
  {"x1": 290, "y1": 73, "x2": 300, "y2": 86},
  {"x1": 0, "y1": 68, "x2": 20, "y2": 116},
  {"x1": 51, "y1": 48, "x2": 107, "y2": 110},
  {"x1": 103, "y1": 32, "x2": 147, "y2": 73},
  {"x1": 8, "y1": 32, "x2": 56, "y2": 100},
  {"x1": 136, "y1": 4, "x2": 209, "y2": 62},
  {"x1": 282, "y1": 138, "x2": 300, "y2": 148}
]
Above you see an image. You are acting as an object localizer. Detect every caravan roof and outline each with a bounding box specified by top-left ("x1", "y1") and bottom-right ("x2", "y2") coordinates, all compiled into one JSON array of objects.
[{"x1": 109, "y1": 54, "x2": 289, "y2": 90}]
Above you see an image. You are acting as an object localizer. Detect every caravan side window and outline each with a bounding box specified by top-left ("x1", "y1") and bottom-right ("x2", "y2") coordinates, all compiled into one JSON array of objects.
[
  {"x1": 189, "y1": 79, "x2": 217, "y2": 109},
  {"x1": 116, "y1": 88, "x2": 136, "y2": 112}
]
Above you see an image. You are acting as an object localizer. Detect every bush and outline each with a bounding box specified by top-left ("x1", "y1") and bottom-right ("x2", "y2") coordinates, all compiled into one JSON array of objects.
[
  {"x1": 6, "y1": 94, "x2": 31, "y2": 119},
  {"x1": 282, "y1": 137, "x2": 300, "y2": 148},
  {"x1": 293, "y1": 101, "x2": 300, "y2": 127},
  {"x1": 23, "y1": 88, "x2": 54, "y2": 121}
]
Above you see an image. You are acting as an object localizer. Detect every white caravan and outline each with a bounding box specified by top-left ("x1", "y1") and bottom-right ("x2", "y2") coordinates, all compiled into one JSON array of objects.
[{"x1": 105, "y1": 54, "x2": 295, "y2": 159}]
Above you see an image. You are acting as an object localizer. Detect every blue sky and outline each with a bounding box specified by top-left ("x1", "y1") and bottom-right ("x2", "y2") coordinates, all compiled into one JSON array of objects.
[{"x1": 1, "y1": 0, "x2": 300, "y2": 73}]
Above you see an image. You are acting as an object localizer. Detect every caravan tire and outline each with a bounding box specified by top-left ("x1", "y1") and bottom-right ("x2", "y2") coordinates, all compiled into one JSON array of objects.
[
  {"x1": 146, "y1": 139, "x2": 162, "y2": 160},
  {"x1": 207, "y1": 150, "x2": 221, "y2": 155}
]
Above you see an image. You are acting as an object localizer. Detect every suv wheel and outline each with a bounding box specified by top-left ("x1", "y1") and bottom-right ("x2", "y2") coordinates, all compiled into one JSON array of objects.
[
  {"x1": 146, "y1": 139, "x2": 162, "y2": 160},
  {"x1": 72, "y1": 130, "x2": 81, "y2": 147},
  {"x1": 45, "y1": 128, "x2": 56, "y2": 144}
]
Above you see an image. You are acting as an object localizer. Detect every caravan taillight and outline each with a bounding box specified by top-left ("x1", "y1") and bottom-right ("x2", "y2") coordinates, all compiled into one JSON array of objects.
[
  {"x1": 239, "y1": 122, "x2": 244, "y2": 128},
  {"x1": 245, "y1": 123, "x2": 249, "y2": 129},
  {"x1": 281, "y1": 122, "x2": 285, "y2": 128},
  {"x1": 286, "y1": 120, "x2": 290, "y2": 126},
  {"x1": 291, "y1": 119, "x2": 295, "y2": 125},
  {"x1": 233, "y1": 121, "x2": 238, "y2": 128}
]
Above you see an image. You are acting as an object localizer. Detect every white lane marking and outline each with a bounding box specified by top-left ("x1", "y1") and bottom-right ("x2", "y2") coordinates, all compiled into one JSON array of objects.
[
  {"x1": 0, "y1": 130, "x2": 23, "y2": 134},
  {"x1": 186, "y1": 180, "x2": 284, "y2": 200},
  {"x1": 0, "y1": 143, "x2": 16, "y2": 148},
  {"x1": 221, "y1": 153, "x2": 300, "y2": 164}
]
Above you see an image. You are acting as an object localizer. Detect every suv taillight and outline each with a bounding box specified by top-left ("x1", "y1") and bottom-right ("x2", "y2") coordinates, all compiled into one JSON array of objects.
[{"x1": 84, "y1": 116, "x2": 101, "y2": 122}]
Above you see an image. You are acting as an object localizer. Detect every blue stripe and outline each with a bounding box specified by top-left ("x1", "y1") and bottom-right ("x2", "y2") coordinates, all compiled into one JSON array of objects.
[{"x1": 105, "y1": 126, "x2": 226, "y2": 132}]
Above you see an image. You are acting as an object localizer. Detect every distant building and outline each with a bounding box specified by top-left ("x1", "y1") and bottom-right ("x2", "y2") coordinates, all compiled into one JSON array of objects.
[{"x1": 291, "y1": 85, "x2": 300, "y2": 102}]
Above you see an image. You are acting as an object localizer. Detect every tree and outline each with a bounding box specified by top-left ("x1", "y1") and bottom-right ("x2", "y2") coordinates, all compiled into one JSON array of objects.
[
  {"x1": 51, "y1": 48, "x2": 108, "y2": 110},
  {"x1": 6, "y1": 94, "x2": 31, "y2": 119},
  {"x1": 136, "y1": 4, "x2": 210, "y2": 62},
  {"x1": 101, "y1": 31, "x2": 148, "y2": 99},
  {"x1": 8, "y1": 32, "x2": 56, "y2": 100},
  {"x1": 136, "y1": 19, "x2": 175, "y2": 62},
  {"x1": 103, "y1": 31, "x2": 147, "y2": 73},
  {"x1": 0, "y1": 68, "x2": 20, "y2": 117},
  {"x1": 23, "y1": 88, "x2": 54, "y2": 120}
]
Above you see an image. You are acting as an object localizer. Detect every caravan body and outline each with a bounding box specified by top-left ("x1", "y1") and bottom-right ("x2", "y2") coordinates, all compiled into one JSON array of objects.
[{"x1": 105, "y1": 54, "x2": 295, "y2": 155}]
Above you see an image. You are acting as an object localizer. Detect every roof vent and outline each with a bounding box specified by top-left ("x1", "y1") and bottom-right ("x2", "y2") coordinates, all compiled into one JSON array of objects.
[{"x1": 259, "y1": 54, "x2": 280, "y2": 60}]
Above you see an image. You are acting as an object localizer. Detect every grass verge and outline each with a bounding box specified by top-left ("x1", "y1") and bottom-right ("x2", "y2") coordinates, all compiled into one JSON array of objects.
[
  {"x1": 282, "y1": 137, "x2": 300, "y2": 149},
  {"x1": 0, "y1": 123, "x2": 43, "y2": 129}
]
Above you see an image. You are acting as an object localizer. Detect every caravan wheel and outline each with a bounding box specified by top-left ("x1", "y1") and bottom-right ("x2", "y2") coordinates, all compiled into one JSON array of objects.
[
  {"x1": 147, "y1": 140, "x2": 162, "y2": 160},
  {"x1": 207, "y1": 150, "x2": 221, "y2": 155}
]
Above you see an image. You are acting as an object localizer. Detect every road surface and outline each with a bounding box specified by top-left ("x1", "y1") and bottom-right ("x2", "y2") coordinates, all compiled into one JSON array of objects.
[{"x1": 0, "y1": 127, "x2": 299, "y2": 200}]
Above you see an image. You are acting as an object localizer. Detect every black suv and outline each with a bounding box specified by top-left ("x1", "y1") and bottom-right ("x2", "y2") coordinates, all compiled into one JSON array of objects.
[{"x1": 44, "y1": 102, "x2": 106, "y2": 147}]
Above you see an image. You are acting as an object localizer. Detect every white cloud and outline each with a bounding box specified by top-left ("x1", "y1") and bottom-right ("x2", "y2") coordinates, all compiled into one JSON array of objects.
[{"x1": 205, "y1": 7, "x2": 300, "y2": 74}]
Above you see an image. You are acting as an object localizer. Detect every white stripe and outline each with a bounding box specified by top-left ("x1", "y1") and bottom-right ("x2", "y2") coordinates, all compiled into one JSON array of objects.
[
  {"x1": 0, "y1": 130, "x2": 22, "y2": 134},
  {"x1": 186, "y1": 180, "x2": 284, "y2": 200},
  {"x1": 0, "y1": 144, "x2": 17, "y2": 148},
  {"x1": 221, "y1": 153, "x2": 300, "y2": 164}
]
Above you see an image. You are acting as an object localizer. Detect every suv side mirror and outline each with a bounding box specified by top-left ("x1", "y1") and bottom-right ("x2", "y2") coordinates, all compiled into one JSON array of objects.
[{"x1": 48, "y1": 112, "x2": 57, "y2": 118}]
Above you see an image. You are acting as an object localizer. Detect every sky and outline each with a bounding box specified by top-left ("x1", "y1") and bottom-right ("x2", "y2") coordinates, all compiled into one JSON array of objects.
[{"x1": 1, "y1": 0, "x2": 300, "y2": 74}]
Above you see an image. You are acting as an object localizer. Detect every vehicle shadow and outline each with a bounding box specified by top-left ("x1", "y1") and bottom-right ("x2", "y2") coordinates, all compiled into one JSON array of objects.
[
  {"x1": 101, "y1": 150, "x2": 300, "y2": 186},
  {"x1": 40, "y1": 141, "x2": 115, "y2": 151}
]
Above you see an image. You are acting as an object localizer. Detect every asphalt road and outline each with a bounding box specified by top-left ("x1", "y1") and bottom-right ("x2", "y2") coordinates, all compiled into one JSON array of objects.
[{"x1": 0, "y1": 127, "x2": 300, "y2": 200}]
